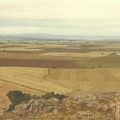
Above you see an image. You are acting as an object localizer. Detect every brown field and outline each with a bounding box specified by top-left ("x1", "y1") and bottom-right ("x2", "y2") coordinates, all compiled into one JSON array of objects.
[{"x1": 0, "y1": 40, "x2": 120, "y2": 112}]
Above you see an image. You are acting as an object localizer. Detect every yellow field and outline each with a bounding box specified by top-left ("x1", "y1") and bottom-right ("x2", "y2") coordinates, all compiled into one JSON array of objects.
[
  {"x1": 0, "y1": 67, "x2": 120, "y2": 94},
  {"x1": 0, "y1": 67, "x2": 120, "y2": 111}
]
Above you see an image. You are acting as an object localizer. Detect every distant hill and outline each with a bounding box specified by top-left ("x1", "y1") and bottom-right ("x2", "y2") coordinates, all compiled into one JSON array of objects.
[{"x1": 0, "y1": 34, "x2": 120, "y2": 41}]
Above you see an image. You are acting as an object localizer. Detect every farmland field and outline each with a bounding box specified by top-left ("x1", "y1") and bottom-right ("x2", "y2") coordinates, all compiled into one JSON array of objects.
[{"x1": 0, "y1": 40, "x2": 120, "y2": 112}]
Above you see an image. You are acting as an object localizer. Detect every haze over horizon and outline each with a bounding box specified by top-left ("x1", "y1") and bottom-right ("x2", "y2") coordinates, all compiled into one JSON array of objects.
[{"x1": 0, "y1": 0, "x2": 120, "y2": 39}]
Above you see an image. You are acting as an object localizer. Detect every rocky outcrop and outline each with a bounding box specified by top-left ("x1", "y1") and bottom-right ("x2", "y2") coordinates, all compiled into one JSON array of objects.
[
  {"x1": 6, "y1": 91, "x2": 32, "y2": 112},
  {"x1": 1, "y1": 91, "x2": 120, "y2": 120}
]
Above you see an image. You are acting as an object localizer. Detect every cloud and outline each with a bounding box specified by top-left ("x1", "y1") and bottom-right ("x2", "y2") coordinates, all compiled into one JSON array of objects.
[
  {"x1": 0, "y1": 0, "x2": 120, "y2": 19},
  {"x1": 0, "y1": 0, "x2": 120, "y2": 36}
]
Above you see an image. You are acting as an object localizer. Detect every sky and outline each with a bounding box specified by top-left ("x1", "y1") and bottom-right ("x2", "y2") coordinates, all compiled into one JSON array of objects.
[{"x1": 0, "y1": 0, "x2": 120, "y2": 37}]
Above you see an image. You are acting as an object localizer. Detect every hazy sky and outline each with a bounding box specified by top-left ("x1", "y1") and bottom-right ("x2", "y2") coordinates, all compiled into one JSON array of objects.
[{"x1": 0, "y1": 0, "x2": 120, "y2": 36}]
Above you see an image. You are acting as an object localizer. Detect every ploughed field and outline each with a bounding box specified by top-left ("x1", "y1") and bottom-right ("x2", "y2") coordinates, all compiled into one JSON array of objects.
[{"x1": 0, "y1": 40, "x2": 120, "y2": 112}]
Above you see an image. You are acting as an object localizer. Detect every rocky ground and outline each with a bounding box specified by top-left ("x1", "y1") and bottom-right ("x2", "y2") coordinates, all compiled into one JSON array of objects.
[{"x1": 0, "y1": 91, "x2": 119, "y2": 120}]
